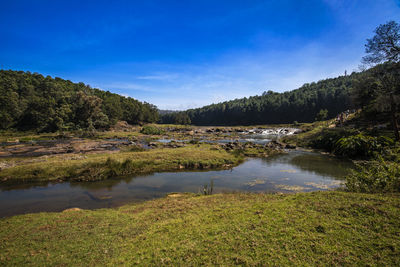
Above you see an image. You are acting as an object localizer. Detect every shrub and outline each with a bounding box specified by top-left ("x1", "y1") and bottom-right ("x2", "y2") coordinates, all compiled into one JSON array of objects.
[
  {"x1": 333, "y1": 134, "x2": 378, "y2": 158},
  {"x1": 346, "y1": 159, "x2": 400, "y2": 193},
  {"x1": 333, "y1": 134, "x2": 394, "y2": 159},
  {"x1": 315, "y1": 109, "x2": 328, "y2": 121},
  {"x1": 310, "y1": 128, "x2": 356, "y2": 151},
  {"x1": 140, "y1": 125, "x2": 164, "y2": 135},
  {"x1": 203, "y1": 180, "x2": 214, "y2": 195}
]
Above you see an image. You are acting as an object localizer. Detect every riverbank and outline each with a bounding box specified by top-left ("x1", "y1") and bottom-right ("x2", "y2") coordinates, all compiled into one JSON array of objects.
[
  {"x1": 0, "y1": 191, "x2": 399, "y2": 266},
  {"x1": 0, "y1": 144, "x2": 245, "y2": 183}
]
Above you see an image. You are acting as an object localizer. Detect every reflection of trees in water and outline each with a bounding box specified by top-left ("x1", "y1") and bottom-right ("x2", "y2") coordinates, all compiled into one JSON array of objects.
[
  {"x1": 288, "y1": 154, "x2": 354, "y2": 179},
  {"x1": 261, "y1": 153, "x2": 292, "y2": 166},
  {"x1": 1, "y1": 166, "x2": 230, "y2": 193},
  {"x1": 0, "y1": 180, "x2": 53, "y2": 191},
  {"x1": 260, "y1": 152, "x2": 354, "y2": 179},
  {"x1": 69, "y1": 175, "x2": 146, "y2": 190}
]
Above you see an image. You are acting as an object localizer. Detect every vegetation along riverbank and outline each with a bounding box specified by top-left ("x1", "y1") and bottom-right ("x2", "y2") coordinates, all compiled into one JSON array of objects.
[{"x1": 0, "y1": 143, "x2": 247, "y2": 183}]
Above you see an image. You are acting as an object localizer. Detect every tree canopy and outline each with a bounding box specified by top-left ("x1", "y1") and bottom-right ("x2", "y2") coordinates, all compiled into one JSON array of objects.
[
  {"x1": 0, "y1": 70, "x2": 159, "y2": 132},
  {"x1": 363, "y1": 21, "x2": 400, "y2": 65},
  {"x1": 159, "y1": 112, "x2": 191, "y2": 125}
]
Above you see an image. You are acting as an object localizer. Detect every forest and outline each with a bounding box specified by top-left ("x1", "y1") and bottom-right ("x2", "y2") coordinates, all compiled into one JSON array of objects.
[
  {"x1": 183, "y1": 72, "x2": 357, "y2": 125},
  {"x1": 0, "y1": 70, "x2": 158, "y2": 132},
  {"x1": 158, "y1": 63, "x2": 399, "y2": 130},
  {"x1": 3, "y1": 63, "x2": 398, "y2": 132}
]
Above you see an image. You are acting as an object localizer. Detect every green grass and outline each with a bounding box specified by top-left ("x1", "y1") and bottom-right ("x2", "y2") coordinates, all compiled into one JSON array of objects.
[
  {"x1": 231, "y1": 146, "x2": 283, "y2": 158},
  {"x1": 0, "y1": 144, "x2": 242, "y2": 183},
  {"x1": 281, "y1": 119, "x2": 334, "y2": 147},
  {"x1": 94, "y1": 130, "x2": 141, "y2": 139},
  {"x1": 0, "y1": 131, "x2": 61, "y2": 143},
  {"x1": 0, "y1": 191, "x2": 399, "y2": 266}
]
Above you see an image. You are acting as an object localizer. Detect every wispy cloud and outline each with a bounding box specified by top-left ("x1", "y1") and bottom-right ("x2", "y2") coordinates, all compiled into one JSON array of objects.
[
  {"x1": 99, "y1": 82, "x2": 160, "y2": 93},
  {"x1": 135, "y1": 73, "x2": 178, "y2": 81}
]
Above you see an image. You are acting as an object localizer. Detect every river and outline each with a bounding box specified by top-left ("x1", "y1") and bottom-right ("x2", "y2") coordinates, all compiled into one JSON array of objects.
[{"x1": 0, "y1": 149, "x2": 353, "y2": 217}]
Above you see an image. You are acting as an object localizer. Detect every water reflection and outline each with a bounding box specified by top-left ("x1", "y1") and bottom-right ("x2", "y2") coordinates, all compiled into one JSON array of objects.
[{"x1": 263, "y1": 150, "x2": 353, "y2": 179}]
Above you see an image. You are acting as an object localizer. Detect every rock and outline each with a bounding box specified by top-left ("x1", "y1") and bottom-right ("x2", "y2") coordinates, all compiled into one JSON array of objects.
[
  {"x1": 285, "y1": 144, "x2": 296, "y2": 149},
  {"x1": 0, "y1": 162, "x2": 12, "y2": 171}
]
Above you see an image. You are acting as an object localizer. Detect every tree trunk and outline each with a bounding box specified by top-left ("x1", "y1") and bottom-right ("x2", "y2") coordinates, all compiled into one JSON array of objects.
[{"x1": 390, "y1": 94, "x2": 400, "y2": 141}]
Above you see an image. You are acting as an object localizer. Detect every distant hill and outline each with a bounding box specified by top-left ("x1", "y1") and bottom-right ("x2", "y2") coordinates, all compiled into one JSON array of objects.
[
  {"x1": 185, "y1": 72, "x2": 361, "y2": 125},
  {"x1": 0, "y1": 70, "x2": 158, "y2": 132}
]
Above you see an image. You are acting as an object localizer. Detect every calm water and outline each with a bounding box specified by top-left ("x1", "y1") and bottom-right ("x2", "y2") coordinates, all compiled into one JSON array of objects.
[{"x1": 0, "y1": 150, "x2": 353, "y2": 217}]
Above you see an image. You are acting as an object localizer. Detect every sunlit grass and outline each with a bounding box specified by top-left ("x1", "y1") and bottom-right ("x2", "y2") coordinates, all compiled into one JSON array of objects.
[{"x1": 0, "y1": 191, "x2": 398, "y2": 266}]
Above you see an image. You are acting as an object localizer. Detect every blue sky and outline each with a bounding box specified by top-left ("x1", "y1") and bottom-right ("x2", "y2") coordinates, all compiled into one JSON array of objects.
[{"x1": 1, "y1": 0, "x2": 400, "y2": 110}]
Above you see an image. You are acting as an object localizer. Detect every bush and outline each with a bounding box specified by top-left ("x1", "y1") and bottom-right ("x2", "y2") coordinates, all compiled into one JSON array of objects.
[
  {"x1": 333, "y1": 134, "x2": 394, "y2": 159},
  {"x1": 346, "y1": 159, "x2": 400, "y2": 193},
  {"x1": 333, "y1": 134, "x2": 377, "y2": 158},
  {"x1": 315, "y1": 109, "x2": 328, "y2": 121},
  {"x1": 310, "y1": 128, "x2": 356, "y2": 151},
  {"x1": 140, "y1": 125, "x2": 164, "y2": 135}
]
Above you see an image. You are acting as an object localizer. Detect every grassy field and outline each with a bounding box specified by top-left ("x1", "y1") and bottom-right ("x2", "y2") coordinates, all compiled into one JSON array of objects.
[
  {"x1": 1, "y1": 123, "x2": 399, "y2": 266},
  {"x1": 0, "y1": 191, "x2": 399, "y2": 266},
  {"x1": 0, "y1": 144, "x2": 242, "y2": 183}
]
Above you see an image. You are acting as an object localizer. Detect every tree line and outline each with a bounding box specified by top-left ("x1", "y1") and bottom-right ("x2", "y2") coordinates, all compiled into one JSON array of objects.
[
  {"x1": 180, "y1": 73, "x2": 357, "y2": 126},
  {"x1": 0, "y1": 70, "x2": 158, "y2": 132}
]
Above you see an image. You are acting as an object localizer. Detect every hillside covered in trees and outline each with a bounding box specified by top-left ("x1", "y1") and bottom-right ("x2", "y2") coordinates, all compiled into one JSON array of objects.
[
  {"x1": 183, "y1": 72, "x2": 359, "y2": 126},
  {"x1": 0, "y1": 70, "x2": 158, "y2": 132}
]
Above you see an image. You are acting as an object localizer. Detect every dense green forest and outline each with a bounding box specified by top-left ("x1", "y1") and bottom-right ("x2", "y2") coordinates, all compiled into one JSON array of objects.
[
  {"x1": 182, "y1": 72, "x2": 358, "y2": 126},
  {"x1": 178, "y1": 65, "x2": 399, "y2": 127},
  {"x1": 0, "y1": 70, "x2": 158, "y2": 132},
  {"x1": 159, "y1": 110, "x2": 191, "y2": 125}
]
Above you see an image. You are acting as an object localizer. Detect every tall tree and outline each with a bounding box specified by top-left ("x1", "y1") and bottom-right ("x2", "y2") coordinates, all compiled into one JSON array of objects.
[
  {"x1": 362, "y1": 21, "x2": 400, "y2": 65},
  {"x1": 362, "y1": 21, "x2": 400, "y2": 141}
]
